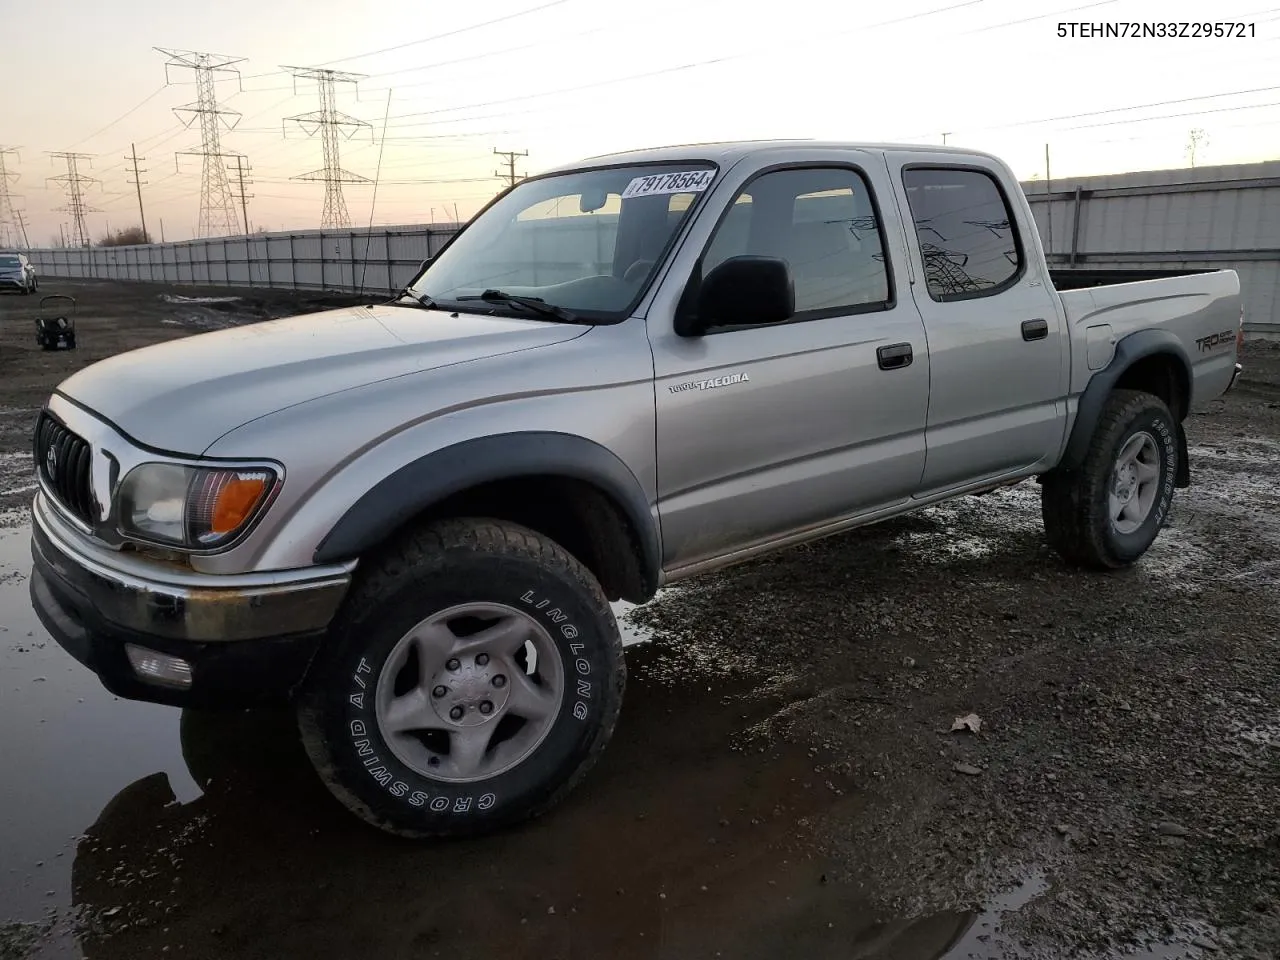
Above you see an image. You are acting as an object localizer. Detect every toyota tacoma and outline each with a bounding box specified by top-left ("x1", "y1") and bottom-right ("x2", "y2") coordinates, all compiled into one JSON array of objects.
[{"x1": 28, "y1": 140, "x2": 1244, "y2": 838}]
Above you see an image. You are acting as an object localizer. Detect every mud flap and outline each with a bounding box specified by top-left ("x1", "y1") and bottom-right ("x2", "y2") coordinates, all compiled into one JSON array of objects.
[{"x1": 1175, "y1": 421, "x2": 1190, "y2": 488}]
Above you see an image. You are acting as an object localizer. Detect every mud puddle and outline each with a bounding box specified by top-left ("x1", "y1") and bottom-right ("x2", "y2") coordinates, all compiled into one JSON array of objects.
[
  {"x1": 0, "y1": 519, "x2": 1118, "y2": 960},
  {"x1": 0, "y1": 529, "x2": 196, "y2": 931}
]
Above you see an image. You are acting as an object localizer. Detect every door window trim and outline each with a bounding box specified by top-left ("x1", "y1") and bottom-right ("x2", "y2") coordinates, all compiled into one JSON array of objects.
[
  {"x1": 900, "y1": 162, "x2": 1027, "y2": 304},
  {"x1": 679, "y1": 161, "x2": 898, "y2": 335}
]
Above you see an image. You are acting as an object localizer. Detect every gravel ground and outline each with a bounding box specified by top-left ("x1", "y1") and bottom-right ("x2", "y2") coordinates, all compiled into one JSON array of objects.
[
  {"x1": 0, "y1": 279, "x2": 1277, "y2": 960},
  {"x1": 630, "y1": 339, "x2": 1280, "y2": 958}
]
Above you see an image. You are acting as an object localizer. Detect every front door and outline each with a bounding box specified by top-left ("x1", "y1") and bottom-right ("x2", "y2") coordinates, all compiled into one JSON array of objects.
[{"x1": 647, "y1": 159, "x2": 931, "y2": 572}]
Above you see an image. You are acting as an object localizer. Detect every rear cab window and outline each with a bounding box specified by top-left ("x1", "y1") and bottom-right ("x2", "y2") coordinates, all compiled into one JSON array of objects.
[{"x1": 900, "y1": 167, "x2": 1024, "y2": 301}]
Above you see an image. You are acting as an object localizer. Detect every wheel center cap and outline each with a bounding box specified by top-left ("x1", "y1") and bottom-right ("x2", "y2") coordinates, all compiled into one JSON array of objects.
[
  {"x1": 433, "y1": 660, "x2": 510, "y2": 727},
  {"x1": 1115, "y1": 465, "x2": 1137, "y2": 500}
]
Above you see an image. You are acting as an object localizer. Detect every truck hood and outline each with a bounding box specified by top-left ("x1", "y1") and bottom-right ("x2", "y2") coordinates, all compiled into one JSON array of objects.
[{"x1": 56, "y1": 303, "x2": 588, "y2": 453}]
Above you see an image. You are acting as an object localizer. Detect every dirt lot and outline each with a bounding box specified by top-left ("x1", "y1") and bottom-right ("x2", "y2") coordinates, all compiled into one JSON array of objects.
[{"x1": 1, "y1": 279, "x2": 1278, "y2": 960}]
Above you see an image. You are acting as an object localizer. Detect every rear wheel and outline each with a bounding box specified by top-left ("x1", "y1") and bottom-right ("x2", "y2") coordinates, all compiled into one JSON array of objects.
[
  {"x1": 1042, "y1": 389, "x2": 1178, "y2": 569},
  {"x1": 297, "y1": 517, "x2": 625, "y2": 838}
]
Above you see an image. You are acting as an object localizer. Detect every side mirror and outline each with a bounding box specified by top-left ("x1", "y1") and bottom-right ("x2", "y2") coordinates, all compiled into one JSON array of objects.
[
  {"x1": 680, "y1": 255, "x2": 794, "y2": 336},
  {"x1": 420, "y1": 256, "x2": 434, "y2": 272}
]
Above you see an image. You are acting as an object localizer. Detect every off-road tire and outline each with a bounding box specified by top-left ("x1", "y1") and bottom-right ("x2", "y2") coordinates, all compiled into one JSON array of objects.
[
  {"x1": 297, "y1": 517, "x2": 626, "y2": 839},
  {"x1": 1042, "y1": 388, "x2": 1178, "y2": 569}
]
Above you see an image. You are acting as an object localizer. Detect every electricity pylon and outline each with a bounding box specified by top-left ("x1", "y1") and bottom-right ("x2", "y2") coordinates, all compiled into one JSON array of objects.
[
  {"x1": 47, "y1": 152, "x2": 99, "y2": 248},
  {"x1": 282, "y1": 66, "x2": 371, "y2": 229},
  {"x1": 157, "y1": 47, "x2": 246, "y2": 238},
  {"x1": 0, "y1": 147, "x2": 22, "y2": 248}
]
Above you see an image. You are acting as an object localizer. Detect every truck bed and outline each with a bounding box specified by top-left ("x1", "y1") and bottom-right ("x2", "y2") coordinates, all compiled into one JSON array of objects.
[{"x1": 1055, "y1": 268, "x2": 1241, "y2": 405}]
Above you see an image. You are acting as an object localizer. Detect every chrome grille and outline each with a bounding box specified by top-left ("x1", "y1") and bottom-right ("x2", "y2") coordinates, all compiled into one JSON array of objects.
[{"x1": 34, "y1": 411, "x2": 95, "y2": 525}]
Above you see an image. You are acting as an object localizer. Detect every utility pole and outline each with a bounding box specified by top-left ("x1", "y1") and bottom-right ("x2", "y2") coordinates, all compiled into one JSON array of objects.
[
  {"x1": 1043, "y1": 143, "x2": 1053, "y2": 260},
  {"x1": 58, "y1": 223, "x2": 66, "y2": 248},
  {"x1": 231, "y1": 154, "x2": 253, "y2": 234},
  {"x1": 47, "y1": 151, "x2": 100, "y2": 247},
  {"x1": 0, "y1": 146, "x2": 22, "y2": 249},
  {"x1": 494, "y1": 149, "x2": 528, "y2": 188},
  {"x1": 15, "y1": 210, "x2": 30, "y2": 248},
  {"x1": 157, "y1": 48, "x2": 246, "y2": 238},
  {"x1": 126, "y1": 142, "x2": 149, "y2": 241},
  {"x1": 941, "y1": 132, "x2": 951, "y2": 145},
  {"x1": 159, "y1": 218, "x2": 166, "y2": 243},
  {"x1": 282, "y1": 65, "x2": 371, "y2": 229}
]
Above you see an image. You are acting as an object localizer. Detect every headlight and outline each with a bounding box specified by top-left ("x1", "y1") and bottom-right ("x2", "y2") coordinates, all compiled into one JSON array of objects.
[{"x1": 116, "y1": 462, "x2": 280, "y2": 549}]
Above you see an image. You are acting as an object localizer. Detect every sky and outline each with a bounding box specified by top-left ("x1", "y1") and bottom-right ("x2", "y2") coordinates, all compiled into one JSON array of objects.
[{"x1": 1, "y1": 0, "x2": 1278, "y2": 245}]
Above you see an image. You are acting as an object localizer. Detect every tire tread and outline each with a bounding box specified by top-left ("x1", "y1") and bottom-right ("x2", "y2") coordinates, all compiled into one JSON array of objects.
[
  {"x1": 298, "y1": 516, "x2": 624, "y2": 839},
  {"x1": 1041, "y1": 388, "x2": 1174, "y2": 570}
]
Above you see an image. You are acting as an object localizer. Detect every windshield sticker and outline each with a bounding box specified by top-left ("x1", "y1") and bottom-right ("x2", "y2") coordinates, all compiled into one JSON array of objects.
[{"x1": 621, "y1": 169, "x2": 715, "y2": 199}]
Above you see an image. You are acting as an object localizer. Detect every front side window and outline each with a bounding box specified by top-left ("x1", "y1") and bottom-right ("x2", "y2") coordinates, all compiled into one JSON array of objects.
[
  {"x1": 411, "y1": 163, "x2": 716, "y2": 322},
  {"x1": 702, "y1": 166, "x2": 891, "y2": 317},
  {"x1": 901, "y1": 167, "x2": 1023, "y2": 301}
]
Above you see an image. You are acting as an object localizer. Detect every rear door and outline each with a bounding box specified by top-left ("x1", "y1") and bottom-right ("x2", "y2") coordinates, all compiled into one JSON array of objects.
[
  {"x1": 646, "y1": 154, "x2": 931, "y2": 572},
  {"x1": 885, "y1": 154, "x2": 1069, "y2": 493}
]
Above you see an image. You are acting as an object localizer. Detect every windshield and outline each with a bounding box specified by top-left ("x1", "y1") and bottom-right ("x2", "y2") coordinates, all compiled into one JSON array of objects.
[
  {"x1": 0, "y1": 256, "x2": 20, "y2": 268},
  {"x1": 410, "y1": 162, "x2": 718, "y2": 322}
]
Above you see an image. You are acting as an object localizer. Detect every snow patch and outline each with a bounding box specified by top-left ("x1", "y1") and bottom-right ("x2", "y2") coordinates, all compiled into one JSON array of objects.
[{"x1": 160, "y1": 294, "x2": 242, "y2": 304}]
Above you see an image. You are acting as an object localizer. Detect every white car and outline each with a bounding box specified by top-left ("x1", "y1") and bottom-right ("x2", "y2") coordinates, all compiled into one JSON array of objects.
[{"x1": 0, "y1": 252, "x2": 38, "y2": 294}]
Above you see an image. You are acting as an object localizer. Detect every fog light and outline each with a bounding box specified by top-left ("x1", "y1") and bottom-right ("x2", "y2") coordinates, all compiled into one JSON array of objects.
[{"x1": 125, "y1": 644, "x2": 193, "y2": 689}]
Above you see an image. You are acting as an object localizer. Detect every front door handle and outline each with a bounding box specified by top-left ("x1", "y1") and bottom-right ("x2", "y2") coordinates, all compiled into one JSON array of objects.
[
  {"x1": 1022, "y1": 318, "x2": 1049, "y2": 341},
  {"x1": 877, "y1": 342, "x2": 913, "y2": 370}
]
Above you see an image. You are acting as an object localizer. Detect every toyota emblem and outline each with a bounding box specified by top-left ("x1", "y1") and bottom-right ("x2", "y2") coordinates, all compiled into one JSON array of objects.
[{"x1": 45, "y1": 444, "x2": 57, "y2": 479}]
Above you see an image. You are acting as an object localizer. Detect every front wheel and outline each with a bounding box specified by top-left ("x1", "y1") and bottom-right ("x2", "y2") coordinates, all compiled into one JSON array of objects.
[
  {"x1": 1041, "y1": 389, "x2": 1178, "y2": 569},
  {"x1": 297, "y1": 518, "x2": 625, "y2": 838}
]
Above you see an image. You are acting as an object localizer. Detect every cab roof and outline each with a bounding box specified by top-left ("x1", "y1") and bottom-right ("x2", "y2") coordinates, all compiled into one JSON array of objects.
[{"x1": 538, "y1": 139, "x2": 1005, "y2": 174}]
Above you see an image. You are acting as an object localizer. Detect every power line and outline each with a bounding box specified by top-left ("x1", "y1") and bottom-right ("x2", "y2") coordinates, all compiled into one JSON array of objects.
[
  {"x1": 893, "y1": 81, "x2": 1280, "y2": 140},
  {"x1": 47, "y1": 152, "x2": 99, "y2": 248},
  {"x1": 70, "y1": 84, "x2": 170, "y2": 148},
  {"x1": 960, "y1": 0, "x2": 1115, "y2": 34},
  {"x1": 382, "y1": 1, "x2": 991, "y2": 127},
  {"x1": 158, "y1": 47, "x2": 247, "y2": 238},
  {"x1": 316, "y1": 0, "x2": 574, "y2": 66},
  {"x1": 283, "y1": 66, "x2": 371, "y2": 229}
]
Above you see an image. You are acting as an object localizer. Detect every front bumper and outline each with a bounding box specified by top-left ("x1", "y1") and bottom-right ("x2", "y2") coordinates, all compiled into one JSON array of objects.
[
  {"x1": 0, "y1": 277, "x2": 28, "y2": 290},
  {"x1": 29, "y1": 495, "x2": 354, "y2": 707}
]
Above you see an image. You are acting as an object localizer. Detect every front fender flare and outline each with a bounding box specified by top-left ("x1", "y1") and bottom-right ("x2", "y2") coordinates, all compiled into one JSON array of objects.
[
  {"x1": 1062, "y1": 328, "x2": 1192, "y2": 485},
  {"x1": 312, "y1": 432, "x2": 661, "y2": 594}
]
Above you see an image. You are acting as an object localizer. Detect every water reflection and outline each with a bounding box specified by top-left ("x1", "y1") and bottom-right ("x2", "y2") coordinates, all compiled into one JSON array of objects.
[
  {"x1": 60, "y1": 702, "x2": 1007, "y2": 960},
  {"x1": 4, "y1": 522, "x2": 1017, "y2": 959}
]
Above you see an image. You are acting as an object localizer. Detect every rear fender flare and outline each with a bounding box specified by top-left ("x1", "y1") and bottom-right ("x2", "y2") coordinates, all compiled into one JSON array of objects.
[{"x1": 1062, "y1": 328, "x2": 1193, "y2": 484}]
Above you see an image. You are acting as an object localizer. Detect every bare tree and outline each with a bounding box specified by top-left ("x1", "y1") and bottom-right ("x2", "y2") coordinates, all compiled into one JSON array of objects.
[{"x1": 97, "y1": 225, "x2": 152, "y2": 247}]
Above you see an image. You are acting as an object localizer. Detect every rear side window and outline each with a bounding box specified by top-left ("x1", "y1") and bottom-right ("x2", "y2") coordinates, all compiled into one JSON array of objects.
[{"x1": 901, "y1": 167, "x2": 1023, "y2": 301}]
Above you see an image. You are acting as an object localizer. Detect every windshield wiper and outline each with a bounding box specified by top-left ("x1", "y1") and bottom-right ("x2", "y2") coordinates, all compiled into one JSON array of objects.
[
  {"x1": 456, "y1": 289, "x2": 579, "y2": 323},
  {"x1": 392, "y1": 289, "x2": 437, "y2": 309}
]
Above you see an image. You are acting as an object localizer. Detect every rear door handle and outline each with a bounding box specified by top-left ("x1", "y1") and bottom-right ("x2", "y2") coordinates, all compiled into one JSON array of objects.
[
  {"x1": 1022, "y1": 318, "x2": 1049, "y2": 341},
  {"x1": 877, "y1": 342, "x2": 913, "y2": 370}
]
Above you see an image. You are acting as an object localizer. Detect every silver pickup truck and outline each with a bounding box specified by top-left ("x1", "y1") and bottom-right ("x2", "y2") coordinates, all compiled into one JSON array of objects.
[{"x1": 28, "y1": 141, "x2": 1243, "y2": 838}]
